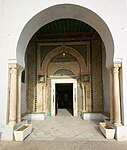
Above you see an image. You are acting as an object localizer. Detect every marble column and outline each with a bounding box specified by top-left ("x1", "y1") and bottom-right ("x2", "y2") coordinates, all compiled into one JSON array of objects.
[
  {"x1": 17, "y1": 67, "x2": 23, "y2": 123},
  {"x1": 109, "y1": 67, "x2": 114, "y2": 123},
  {"x1": 113, "y1": 64, "x2": 122, "y2": 126},
  {"x1": 36, "y1": 84, "x2": 43, "y2": 112},
  {"x1": 82, "y1": 83, "x2": 86, "y2": 112},
  {"x1": 85, "y1": 83, "x2": 91, "y2": 112},
  {"x1": 9, "y1": 64, "x2": 18, "y2": 125},
  {"x1": 43, "y1": 84, "x2": 47, "y2": 112}
]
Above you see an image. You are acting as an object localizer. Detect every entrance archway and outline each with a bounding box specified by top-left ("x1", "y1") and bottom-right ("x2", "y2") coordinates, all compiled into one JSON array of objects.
[
  {"x1": 15, "y1": 4, "x2": 114, "y2": 121},
  {"x1": 9, "y1": 3, "x2": 115, "y2": 127},
  {"x1": 16, "y1": 4, "x2": 114, "y2": 68}
]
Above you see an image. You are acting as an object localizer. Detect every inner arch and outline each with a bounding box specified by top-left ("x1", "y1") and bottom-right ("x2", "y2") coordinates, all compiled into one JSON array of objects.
[{"x1": 24, "y1": 13, "x2": 110, "y2": 119}]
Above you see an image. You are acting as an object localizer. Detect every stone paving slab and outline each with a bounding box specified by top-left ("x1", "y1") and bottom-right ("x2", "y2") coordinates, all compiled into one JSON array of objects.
[
  {"x1": 26, "y1": 116, "x2": 109, "y2": 141},
  {"x1": 0, "y1": 110, "x2": 126, "y2": 150}
]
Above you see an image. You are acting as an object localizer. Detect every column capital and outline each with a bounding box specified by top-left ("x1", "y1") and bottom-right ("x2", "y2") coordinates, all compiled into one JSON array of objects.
[
  {"x1": 9, "y1": 66, "x2": 18, "y2": 74},
  {"x1": 113, "y1": 63, "x2": 121, "y2": 74},
  {"x1": 9, "y1": 63, "x2": 24, "y2": 75},
  {"x1": 107, "y1": 63, "x2": 121, "y2": 71},
  {"x1": 81, "y1": 82, "x2": 85, "y2": 88},
  {"x1": 113, "y1": 63, "x2": 121, "y2": 68},
  {"x1": 9, "y1": 63, "x2": 24, "y2": 68}
]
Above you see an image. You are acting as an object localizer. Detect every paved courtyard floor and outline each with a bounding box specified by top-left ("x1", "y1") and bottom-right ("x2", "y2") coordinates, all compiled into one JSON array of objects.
[
  {"x1": 1, "y1": 109, "x2": 127, "y2": 150},
  {"x1": 26, "y1": 109, "x2": 108, "y2": 141}
]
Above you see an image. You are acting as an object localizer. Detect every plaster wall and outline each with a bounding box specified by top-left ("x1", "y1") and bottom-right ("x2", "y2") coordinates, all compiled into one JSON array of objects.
[
  {"x1": 102, "y1": 47, "x2": 110, "y2": 116},
  {"x1": 121, "y1": 60, "x2": 127, "y2": 126},
  {"x1": 0, "y1": 0, "x2": 126, "y2": 63},
  {"x1": 0, "y1": 60, "x2": 8, "y2": 126}
]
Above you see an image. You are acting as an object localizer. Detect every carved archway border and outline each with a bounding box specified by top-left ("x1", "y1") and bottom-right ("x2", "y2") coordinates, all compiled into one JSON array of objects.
[{"x1": 41, "y1": 45, "x2": 87, "y2": 75}]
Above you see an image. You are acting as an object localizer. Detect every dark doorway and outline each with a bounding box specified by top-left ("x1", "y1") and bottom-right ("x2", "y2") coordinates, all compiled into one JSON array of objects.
[{"x1": 55, "y1": 83, "x2": 73, "y2": 116}]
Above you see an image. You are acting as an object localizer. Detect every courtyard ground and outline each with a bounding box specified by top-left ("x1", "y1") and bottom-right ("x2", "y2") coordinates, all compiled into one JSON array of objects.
[
  {"x1": 0, "y1": 109, "x2": 127, "y2": 150},
  {"x1": 0, "y1": 140, "x2": 127, "y2": 150}
]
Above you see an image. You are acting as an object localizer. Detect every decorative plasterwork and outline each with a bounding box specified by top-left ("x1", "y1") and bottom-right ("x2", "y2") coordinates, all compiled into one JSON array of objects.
[
  {"x1": 41, "y1": 45, "x2": 88, "y2": 75},
  {"x1": 53, "y1": 69, "x2": 74, "y2": 76}
]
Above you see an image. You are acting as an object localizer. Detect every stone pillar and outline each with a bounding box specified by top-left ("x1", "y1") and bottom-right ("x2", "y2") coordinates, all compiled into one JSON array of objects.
[
  {"x1": 113, "y1": 64, "x2": 122, "y2": 126},
  {"x1": 86, "y1": 83, "x2": 91, "y2": 112},
  {"x1": 9, "y1": 64, "x2": 18, "y2": 125},
  {"x1": 109, "y1": 67, "x2": 114, "y2": 123},
  {"x1": 82, "y1": 83, "x2": 86, "y2": 112},
  {"x1": 36, "y1": 84, "x2": 43, "y2": 112},
  {"x1": 17, "y1": 67, "x2": 23, "y2": 123},
  {"x1": 43, "y1": 84, "x2": 47, "y2": 112}
]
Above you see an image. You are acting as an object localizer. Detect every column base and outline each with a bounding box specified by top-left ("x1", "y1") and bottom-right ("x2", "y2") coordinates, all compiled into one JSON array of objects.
[
  {"x1": 82, "y1": 112, "x2": 102, "y2": 120},
  {"x1": 22, "y1": 113, "x2": 45, "y2": 121},
  {"x1": 114, "y1": 125, "x2": 127, "y2": 141},
  {"x1": 82, "y1": 109, "x2": 86, "y2": 112},
  {"x1": 114, "y1": 122, "x2": 122, "y2": 127},
  {"x1": 9, "y1": 120, "x2": 16, "y2": 125}
]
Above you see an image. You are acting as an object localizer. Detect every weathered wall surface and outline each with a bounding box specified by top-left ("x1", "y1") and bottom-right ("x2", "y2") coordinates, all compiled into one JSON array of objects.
[
  {"x1": 91, "y1": 39, "x2": 103, "y2": 112},
  {"x1": 21, "y1": 83, "x2": 27, "y2": 114},
  {"x1": 26, "y1": 43, "x2": 37, "y2": 113}
]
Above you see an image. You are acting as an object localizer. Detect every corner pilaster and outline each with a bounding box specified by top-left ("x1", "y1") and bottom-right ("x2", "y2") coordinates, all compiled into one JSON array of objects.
[
  {"x1": 113, "y1": 63, "x2": 122, "y2": 126},
  {"x1": 8, "y1": 63, "x2": 24, "y2": 125}
]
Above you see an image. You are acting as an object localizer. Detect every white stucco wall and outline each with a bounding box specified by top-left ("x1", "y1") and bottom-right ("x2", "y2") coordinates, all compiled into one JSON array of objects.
[
  {"x1": 0, "y1": 0, "x2": 127, "y2": 139},
  {"x1": 16, "y1": 4, "x2": 114, "y2": 67},
  {"x1": 0, "y1": 0, "x2": 126, "y2": 65}
]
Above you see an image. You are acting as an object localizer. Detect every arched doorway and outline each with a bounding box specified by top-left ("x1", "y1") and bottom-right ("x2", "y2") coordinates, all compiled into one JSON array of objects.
[{"x1": 9, "y1": 4, "x2": 114, "y2": 126}]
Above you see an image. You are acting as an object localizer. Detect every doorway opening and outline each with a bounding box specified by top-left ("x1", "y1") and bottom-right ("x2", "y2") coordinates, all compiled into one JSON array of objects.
[{"x1": 55, "y1": 83, "x2": 73, "y2": 116}]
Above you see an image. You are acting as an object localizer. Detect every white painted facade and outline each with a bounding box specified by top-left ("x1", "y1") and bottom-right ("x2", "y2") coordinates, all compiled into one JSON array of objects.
[{"x1": 0, "y1": 0, "x2": 127, "y2": 141}]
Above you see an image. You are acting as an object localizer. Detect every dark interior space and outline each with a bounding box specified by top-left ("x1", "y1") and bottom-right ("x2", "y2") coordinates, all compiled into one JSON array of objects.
[{"x1": 55, "y1": 83, "x2": 73, "y2": 115}]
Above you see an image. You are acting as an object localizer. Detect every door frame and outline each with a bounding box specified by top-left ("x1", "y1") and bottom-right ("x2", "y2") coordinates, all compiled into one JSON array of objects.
[{"x1": 51, "y1": 79, "x2": 78, "y2": 117}]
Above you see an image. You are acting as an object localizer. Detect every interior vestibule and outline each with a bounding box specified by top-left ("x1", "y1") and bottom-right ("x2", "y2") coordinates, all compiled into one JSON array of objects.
[{"x1": 22, "y1": 19, "x2": 108, "y2": 119}]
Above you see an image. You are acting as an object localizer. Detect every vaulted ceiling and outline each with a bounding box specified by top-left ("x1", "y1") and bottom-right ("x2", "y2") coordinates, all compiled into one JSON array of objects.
[{"x1": 31, "y1": 18, "x2": 99, "y2": 42}]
